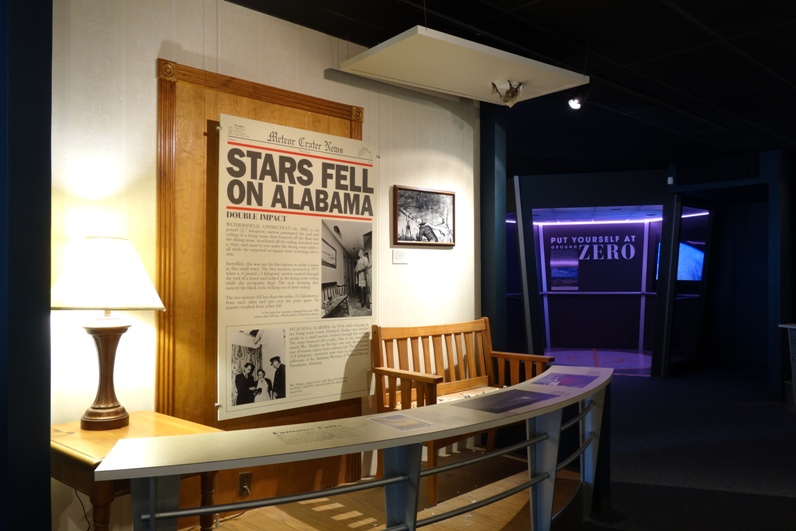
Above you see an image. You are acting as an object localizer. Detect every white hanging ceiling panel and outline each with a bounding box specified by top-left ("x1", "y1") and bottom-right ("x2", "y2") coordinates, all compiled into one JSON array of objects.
[{"x1": 341, "y1": 26, "x2": 589, "y2": 106}]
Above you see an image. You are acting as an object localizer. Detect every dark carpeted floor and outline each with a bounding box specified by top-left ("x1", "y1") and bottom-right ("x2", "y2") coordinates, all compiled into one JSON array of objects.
[{"x1": 577, "y1": 366, "x2": 796, "y2": 531}]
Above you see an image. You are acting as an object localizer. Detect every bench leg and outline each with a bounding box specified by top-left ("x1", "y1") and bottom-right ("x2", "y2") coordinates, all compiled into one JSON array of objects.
[
  {"x1": 375, "y1": 448, "x2": 384, "y2": 478},
  {"x1": 486, "y1": 429, "x2": 497, "y2": 451},
  {"x1": 426, "y1": 441, "x2": 438, "y2": 507}
]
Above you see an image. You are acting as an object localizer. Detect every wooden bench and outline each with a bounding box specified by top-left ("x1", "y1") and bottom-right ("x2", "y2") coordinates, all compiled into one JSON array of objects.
[
  {"x1": 371, "y1": 316, "x2": 554, "y2": 505},
  {"x1": 321, "y1": 282, "x2": 349, "y2": 317}
]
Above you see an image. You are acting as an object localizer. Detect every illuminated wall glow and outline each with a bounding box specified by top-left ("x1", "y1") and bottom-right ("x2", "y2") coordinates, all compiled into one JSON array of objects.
[{"x1": 63, "y1": 153, "x2": 123, "y2": 200}]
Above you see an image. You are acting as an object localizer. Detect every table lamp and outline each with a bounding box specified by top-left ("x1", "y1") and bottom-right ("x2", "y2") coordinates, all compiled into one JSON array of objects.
[{"x1": 51, "y1": 236, "x2": 165, "y2": 430}]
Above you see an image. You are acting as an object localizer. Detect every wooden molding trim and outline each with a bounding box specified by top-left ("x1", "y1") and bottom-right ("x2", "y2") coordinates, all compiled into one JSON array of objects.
[
  {"x1": 157, "y1": 59, "x2": 363, "y2": 136},
  {"x1": 155, "y1": 75, "x2": 177, "y2": 415}
]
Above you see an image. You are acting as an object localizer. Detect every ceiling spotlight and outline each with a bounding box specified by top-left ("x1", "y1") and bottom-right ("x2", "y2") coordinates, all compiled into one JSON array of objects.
[
  {"x1": 491, "y1": 80, "x2": 523, "y2": 107},
  {"x1": 567, "y1": 85, "x2": 590, "y2": 110}
]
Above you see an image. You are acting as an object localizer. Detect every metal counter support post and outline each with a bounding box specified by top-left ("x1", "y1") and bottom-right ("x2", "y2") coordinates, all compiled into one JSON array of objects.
[
  {"x1": 383, "y1": 443, "x2": 423, "y2": 531},
  {"x1": 131, "y1": 475, "x2": 181, "y2": 531},
  {"x1": 780, "y1": 324, "x2": 796, "y2": 404},
  {"x1": 528, "y1": 409, "x2": 562, "y2": 531},
  {"x1": 581, "y1": 388, "x2": 607, "y2": 519}
]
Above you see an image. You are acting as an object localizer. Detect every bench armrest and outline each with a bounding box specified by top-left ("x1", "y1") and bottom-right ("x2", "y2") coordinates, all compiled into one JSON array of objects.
[
  {"x1": 490, "y1": 351, "x2": 555, "y2": 363},
  {"x1": 372, "y1": 367, "x2": 444, "y2": 410},
  {"x1": 372, "y1": 367, "x2": 444, "y2": 385},
  {"x1": 489, "y1": 351, "x2": 555, "y2": 386}
]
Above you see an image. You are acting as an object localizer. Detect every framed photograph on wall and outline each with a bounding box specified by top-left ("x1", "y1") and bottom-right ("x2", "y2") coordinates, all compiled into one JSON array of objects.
[
  {"x1": 321, "y1": 238, "x2": 337, "y2": 267},
  {"x1": 393, "y1": 185, "x2": 455, "y2": 246}
]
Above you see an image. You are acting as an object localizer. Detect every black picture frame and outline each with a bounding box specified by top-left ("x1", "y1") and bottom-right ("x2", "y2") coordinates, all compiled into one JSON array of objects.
[
  {"x1": 321, "y1": 238, "x2": 337, "y2": 267},
  {"x1": 393, "y1": 185, "x2": 455, "y2": 246}
]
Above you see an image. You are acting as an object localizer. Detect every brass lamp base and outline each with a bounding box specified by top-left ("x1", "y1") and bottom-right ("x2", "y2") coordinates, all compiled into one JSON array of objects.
[
  {"x1": 81, "y1": 404, "x2": 129, "y2": 431},
  {"x1": 81, "y1": 322, "x2": 131, "y2": 431}
]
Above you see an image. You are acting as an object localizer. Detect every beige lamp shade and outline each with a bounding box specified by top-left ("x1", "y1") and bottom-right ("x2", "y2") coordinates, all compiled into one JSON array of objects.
[{"x1": 51, "y1": 236, "x2": 165, "y2": 311}]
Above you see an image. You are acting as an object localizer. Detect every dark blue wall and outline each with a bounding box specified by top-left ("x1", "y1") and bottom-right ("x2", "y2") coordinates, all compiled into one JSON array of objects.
[
  {"x1": 2, "y1": 1, "x2": 53, "y2": 528},
  {"x1": 480, "y1": 105, "x2": 510, "y2": 349}
]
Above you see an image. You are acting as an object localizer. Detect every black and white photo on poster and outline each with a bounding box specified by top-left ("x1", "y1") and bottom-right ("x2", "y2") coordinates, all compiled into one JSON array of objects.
[
  {"x1": 321, "y1": 219, "x2": 372, "y2": 319},
  {"x1": 229, "y1": 327, "x2": 286, "y2": 407}
]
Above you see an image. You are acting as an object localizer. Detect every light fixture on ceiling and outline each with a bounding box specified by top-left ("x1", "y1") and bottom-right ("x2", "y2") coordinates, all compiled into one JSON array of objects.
[
  {"x1": 568, "y1": 86, "x2": 590, "y2": 110},
  {"x1": 491, "y1": 80, "x2": 523, "y2": 107}
]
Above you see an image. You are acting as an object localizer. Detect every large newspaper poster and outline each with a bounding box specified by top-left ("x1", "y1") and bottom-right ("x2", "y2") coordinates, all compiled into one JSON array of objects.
[{"x1": 217, "y1": 115, "x2": 376, "y2": 420}]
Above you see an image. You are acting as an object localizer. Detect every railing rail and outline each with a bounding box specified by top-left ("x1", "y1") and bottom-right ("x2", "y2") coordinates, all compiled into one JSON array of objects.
[
  {"x1": 140, "y1": 434, "x2": 555, "y2": 527},
  {"x1": 145, "y1": 472, "x2": 409, "y2": 520},
  {"x1": 419, "y1": 433, "x2": 549, "y2": 478}
]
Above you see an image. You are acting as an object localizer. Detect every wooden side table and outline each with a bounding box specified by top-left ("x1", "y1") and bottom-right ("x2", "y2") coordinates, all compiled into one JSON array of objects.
[{"x1": 51, "y1": 410, "x2": 220, "y2": 531}]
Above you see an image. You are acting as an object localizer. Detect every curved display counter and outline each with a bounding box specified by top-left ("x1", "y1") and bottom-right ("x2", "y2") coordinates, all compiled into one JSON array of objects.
[{"x1": 96, "y1": 365, "x2": 612, "y2": 531}]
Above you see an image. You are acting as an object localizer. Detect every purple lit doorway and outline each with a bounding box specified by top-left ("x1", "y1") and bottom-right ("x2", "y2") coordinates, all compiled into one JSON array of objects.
[{"x1": 506, "y1": 204, "x2": 710, "y2": 378}]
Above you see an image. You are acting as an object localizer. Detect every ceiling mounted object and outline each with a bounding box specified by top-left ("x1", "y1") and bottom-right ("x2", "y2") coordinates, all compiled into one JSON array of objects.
[
  {"x1": 491, "y1": 81, "x2": 523, "y2": 108},
  {"x1": 341, "y1": 26, "x2": 588, "y2": 107}
]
